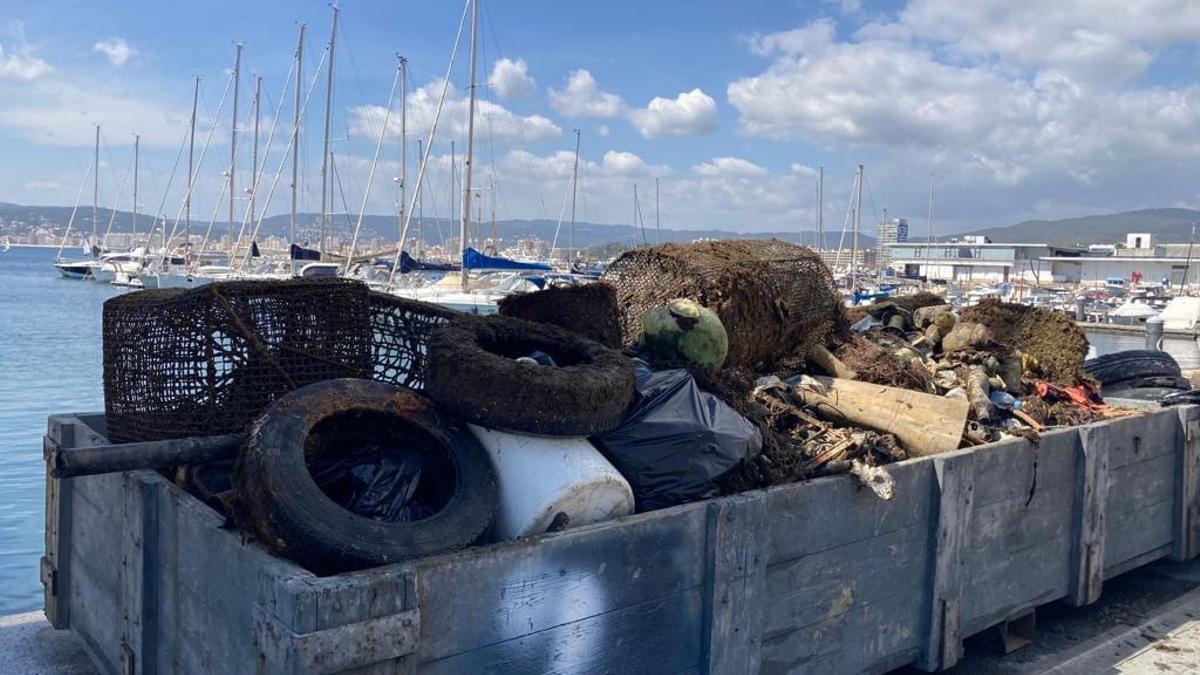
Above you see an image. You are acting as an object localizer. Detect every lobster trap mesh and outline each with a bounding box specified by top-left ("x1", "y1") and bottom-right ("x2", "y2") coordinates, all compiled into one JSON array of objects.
[
  {"x1": 369, "y1": 290, "x2": 457, "y2": 390},
  {"x1": 602, "y1": 239, "x2": 844, "y2": 368},
  {"x1": 104, "y1": 278, "x2": 375, "y2": 443},
  {"x1": 103, "y1": 279, "x2": 459, "y2": 443}
]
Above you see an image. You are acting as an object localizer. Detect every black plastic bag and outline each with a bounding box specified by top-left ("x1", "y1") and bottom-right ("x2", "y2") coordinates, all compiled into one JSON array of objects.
[
  {"x1": 592, "y1": 363, "x2": 761, "y2": 511},
  {"x1": 309, "y1": 445, "x2": 436, "y2": 522}
]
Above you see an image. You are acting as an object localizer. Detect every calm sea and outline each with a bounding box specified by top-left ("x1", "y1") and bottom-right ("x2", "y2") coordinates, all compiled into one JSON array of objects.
[{"x1": 0, "y1": 246, "x2": 126, "y2": 614}]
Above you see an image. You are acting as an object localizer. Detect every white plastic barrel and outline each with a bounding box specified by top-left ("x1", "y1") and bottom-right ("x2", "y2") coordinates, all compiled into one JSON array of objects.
[{"x1": 468, "y1": 424, "x2": 635, "y2": 540}]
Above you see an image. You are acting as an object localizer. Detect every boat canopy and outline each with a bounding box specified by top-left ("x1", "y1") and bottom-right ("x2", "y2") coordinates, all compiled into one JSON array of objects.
[{"x1": 462, "y1": 247, "x2": 552, "y2": 271}]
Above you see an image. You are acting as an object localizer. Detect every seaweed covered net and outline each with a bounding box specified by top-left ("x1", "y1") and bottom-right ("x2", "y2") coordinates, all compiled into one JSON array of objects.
[
  {"x1": 497, "y1": 282, "x2": 622, "y2": 348},
  {"x1": 104, "y1": 279, "x2": 455, "y2": 443},
  {"x1": 369, "y1": 291, "x2": 457, "y2": 390},
  {"x1": 603, "y1": 239, "x2": 845, "y2": 368},
  {"x1": 960, "y1": 299, "x2": 1088, "y2": 385}
]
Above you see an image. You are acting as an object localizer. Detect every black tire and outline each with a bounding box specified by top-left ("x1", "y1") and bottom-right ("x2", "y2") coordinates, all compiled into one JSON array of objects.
[
  {"x1": 1084, "y1": 349, "x2": 1181, "y2": 387},
  {"x1": 426, "y1": 315, "x2": 635, "y2": 436},
  {"x1": 233, "y1": 378, "x2": 497, "y2": 574}
]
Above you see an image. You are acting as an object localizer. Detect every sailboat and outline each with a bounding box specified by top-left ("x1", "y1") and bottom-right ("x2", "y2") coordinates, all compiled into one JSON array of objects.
[
  {"x1": 54, "y1": 126, "x2": 105, "y2": 280},
  {"x1": 380, "y1": 2, "x2": 572, "y2": 313}
]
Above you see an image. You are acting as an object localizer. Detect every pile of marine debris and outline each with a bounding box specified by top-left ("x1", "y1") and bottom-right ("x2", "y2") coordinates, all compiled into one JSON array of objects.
[{"x1": 83, "y1": 241, "x2": 1140, "y2": 574}]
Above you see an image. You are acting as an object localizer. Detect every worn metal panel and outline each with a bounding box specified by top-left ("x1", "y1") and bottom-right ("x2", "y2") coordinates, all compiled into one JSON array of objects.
[
  {"x1": 764, "y1": 459, "x2": 935, "y2": 564},
  {"x1": 401, "y1": 504, "x2": 709, "y2": 666},
  {"x1": 701, "y1": 494, "x2": 768, "y2": 675},
  {"x1": 1069, "y1": 423, "x2": 1111, "y2": 606},
  {"x1": 961, "y1": 429, "x2": 1079, "y2": 635},
  {"x1": 1174, "y1": 407, "x2": 1200, "y2": 560},
  {"x1": 761, "y1": 589, "x2": 924, "y2": 675},
  {"x1": 1104, "y1": 453, "x2": 1176, "y2": 572},
  {"x1": 919, "y1": 450, "x2": 977, "y2": 671},
  {"x1": 1106, "y1": 409, "x2": 1177, "y2": 470},
  {"x1": 418, "y1": 589, "x2": 704, "y2": 675},
  {"x1": 763, "y1": 523, "x2": 930, "y2": 634},
  {"x1": 761, "y1": 470, "x2": 933, "y2": 675}
]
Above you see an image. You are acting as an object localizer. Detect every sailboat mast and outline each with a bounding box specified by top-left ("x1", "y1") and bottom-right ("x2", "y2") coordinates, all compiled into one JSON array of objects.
[
  {"x1": 320, "y1": 6, "x2": 339, "y2": 255},
  {"x1": 851, "y1": 164, "x2": 863, "y2": 277},
  {"x1": 925, "y1": 172, "x2": 934, "y2": 277},
  {"x1": 230, "y1": 43, "x2": 242, "y2": 235},
  {"x1": 397, "y1": 55, "x2": 407, "y2": 247},
  {"x1": 187, "y1": 77, "x2": 199, "y2": 243},
  {"x1": 817, "y1": 166, "x2": 823, "y2": 250},
  {"x1": 460, "y1": 0, "x2": 479, "y2": 291},
  {"x1": 417, "y1": 138, "x2": 424, "y2": 252},
  {"x1": 132, "y1": 134, "x2": 139, "y2": 243},
  {"x1": 290, "y1": 23, "x2": 305, "y2": 257},
  {"x1": 251, "y1": 75, "x2": 261, "y2": 222},
  {"x1": 569, "y1": 128, "x2": 580, "y2": 263},
  {"x1": 450, "y1": 140, "x2": 456, "y2": 246},
  {"x1": 655, "y1": 177, "x2": 660, "y2": 245},
  {"x1": 92, "y1": 124, "x2": 99, "y2": 253}
]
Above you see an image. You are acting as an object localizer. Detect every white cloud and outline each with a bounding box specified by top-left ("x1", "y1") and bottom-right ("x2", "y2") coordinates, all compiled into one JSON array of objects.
[
  {"x1": 489, "y1": 58, "x2": 536, "y2": 100},
  {"x1": 350, "y1": 79, "x2": 561, "y2": 146},
  {"x1": 694, "y1": 157, "x2": 768, "y2": 177},
  {"x1": 728, "y1": 9, "x2": 1200, "y2": 230},
  {"x1": 0, "y1": 43, "x2": 51, "y2": 81},
  {"x1": 628, "y1": 88, "x2": 719, "y2": 138},
  {"x1": 94, "y1": 38, "x2": 137, "y2": 67},
  {"x1": 596, "y1": 124, "x2": 610, "y2": 137},
  {"x1": 23, "y1": 179, "x2": 64, "y2": 192},
  {"x1": 549, "y1": 69, "x2": 626, "y2": 118},
  {"x1": 0, "y1": 78, "x2": 191, "y2": 147}
]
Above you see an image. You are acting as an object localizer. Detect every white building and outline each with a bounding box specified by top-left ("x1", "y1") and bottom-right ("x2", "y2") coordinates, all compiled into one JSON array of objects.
[
  {"x1": 875, "y1": 218, "x2": 908, "y2": 265},
  {"x1": 886, "y1": 241, "x2": 1059, "y2": 284}
]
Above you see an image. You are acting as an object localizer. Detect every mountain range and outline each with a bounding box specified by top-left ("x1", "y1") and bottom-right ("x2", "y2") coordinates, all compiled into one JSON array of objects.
[
  {"x1": 0, "y1": 202, "x2": 866, "y2": 250},
  {"x1": 6, "y1": 200, "x2": 1200, "y2": 250},
  {"x1": 957, "y1": 208, "x2": 1200, "y2": 247}
]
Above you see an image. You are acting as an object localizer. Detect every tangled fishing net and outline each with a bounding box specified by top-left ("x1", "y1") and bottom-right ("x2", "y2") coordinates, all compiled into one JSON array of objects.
[
  {"x1": 103, "y1": 278, "x2": 454, "y2": 442},
  {"x1": 603, "y1": 239, "x2": 845, "y2": 368}
]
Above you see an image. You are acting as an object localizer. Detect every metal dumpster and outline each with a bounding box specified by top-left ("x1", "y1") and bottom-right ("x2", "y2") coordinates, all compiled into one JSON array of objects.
[{"x1": 42, "y1": 405, "x2": 1200, "y2": 674}]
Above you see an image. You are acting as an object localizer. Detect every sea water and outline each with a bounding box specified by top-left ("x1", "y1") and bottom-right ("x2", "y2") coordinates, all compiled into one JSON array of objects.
[{"x1": 0, "y1": 246, "x2": 126, "y2": 614}]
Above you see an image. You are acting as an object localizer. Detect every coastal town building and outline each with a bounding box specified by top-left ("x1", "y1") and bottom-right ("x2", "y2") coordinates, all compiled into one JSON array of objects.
[{"x1": 885, "y1": 239, "x2": 1059, "y2": 283}]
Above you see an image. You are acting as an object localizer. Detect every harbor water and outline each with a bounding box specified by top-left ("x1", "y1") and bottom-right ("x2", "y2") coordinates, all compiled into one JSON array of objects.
[
  {"x1": 0, "y1": 246, "x2": 125, "y2": 614},
  {"x1": 2, "y1": 247, "x2": 1200, "y2": 614}
]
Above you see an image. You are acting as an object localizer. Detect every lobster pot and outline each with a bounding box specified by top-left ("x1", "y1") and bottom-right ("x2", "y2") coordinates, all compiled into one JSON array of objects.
[
  {"x1": 369, "y1": 291, "x2": 457, "y2": 391},
  {"x1": 103, "y1": 278, "x2": 375, "y2": 443},
  {"x1": 602, "y1": 239, "x2": 845, "y2": 368}
]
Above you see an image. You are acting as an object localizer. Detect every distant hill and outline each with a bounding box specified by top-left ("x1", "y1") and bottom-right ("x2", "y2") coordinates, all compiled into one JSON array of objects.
[
  {"x1": 0, "y1": 201, "x2": 869, "y2": 250},
  {"x1": 958, "y1": 208, "x2": 1200, "y2": 247}
]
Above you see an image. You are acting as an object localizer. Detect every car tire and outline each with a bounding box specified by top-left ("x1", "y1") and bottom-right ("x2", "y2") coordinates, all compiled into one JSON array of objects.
[
  {"x1": 1084, "y1": 349, "x2": 1181, "y2": 387},
  {"x1": 425, "y1": 316, "x2": 635, "y2": 436},
  {"x1": 233, "y1": 378, "x2": 497, "y2": 573}
]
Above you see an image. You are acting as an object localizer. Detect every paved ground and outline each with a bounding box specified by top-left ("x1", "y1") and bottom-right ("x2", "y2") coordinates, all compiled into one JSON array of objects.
[
  {"x1": 9, "y1": 559, "x2": 1200, "y2": 674},
  {"x1": 0, "y1": 612, "x2": 93, "y2": 674}
]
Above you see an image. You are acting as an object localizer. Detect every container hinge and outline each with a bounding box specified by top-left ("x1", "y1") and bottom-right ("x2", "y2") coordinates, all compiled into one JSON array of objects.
[
  {"x1": 39, "y1": 554, "x2": 57, "y2": 590},
  {"x1": 119, "y1": 641, "x2": 136, "y2": 675},
  {"x1": 39, "y1": 556, "x2": 57, "y2": 595}
]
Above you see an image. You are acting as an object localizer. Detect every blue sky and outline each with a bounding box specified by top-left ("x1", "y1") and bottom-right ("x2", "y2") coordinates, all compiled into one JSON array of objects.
[{"x1": 1, "y1": 0, "x2": 1199, "y2": 237}]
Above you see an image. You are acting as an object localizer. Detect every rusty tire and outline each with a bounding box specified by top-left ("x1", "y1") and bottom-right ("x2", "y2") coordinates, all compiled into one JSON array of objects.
[
  {"x1": 233, "y1": 378, "x2": 497, "y2": 573},
  {"x1": 425, "y1": 316, "x2": 635, "y2": 436}
]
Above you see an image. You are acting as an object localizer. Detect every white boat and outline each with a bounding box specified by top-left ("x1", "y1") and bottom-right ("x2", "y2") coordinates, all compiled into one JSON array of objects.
[
  {"x1": 54, "y1": 259, "x2": 101, "y2": 280},
  {"x1": 1107, "y1": 300, "x2": 1160, "y2": 325}
]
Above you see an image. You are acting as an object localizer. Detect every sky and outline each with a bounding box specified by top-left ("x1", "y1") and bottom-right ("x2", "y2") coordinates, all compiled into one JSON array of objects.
[{"x1": 1, "y1": 0, "x2": 1199, "y2": 239}]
